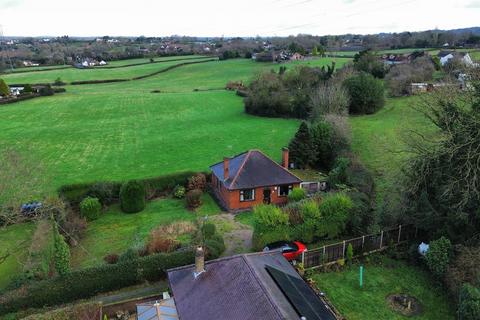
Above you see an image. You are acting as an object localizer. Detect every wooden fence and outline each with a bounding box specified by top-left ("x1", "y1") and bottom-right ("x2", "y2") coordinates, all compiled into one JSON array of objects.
[{"x1": 302, "y1": 225, "x2": 416, "y2": 269}]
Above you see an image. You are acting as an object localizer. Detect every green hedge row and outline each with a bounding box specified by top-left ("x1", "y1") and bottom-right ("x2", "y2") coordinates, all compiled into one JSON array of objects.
[
  {"x1": 0, "y1": 250, "x2": 194, "y2": 315},
  {"x1": 58, "y1": 171, "x2": 200, "y2": 206}
]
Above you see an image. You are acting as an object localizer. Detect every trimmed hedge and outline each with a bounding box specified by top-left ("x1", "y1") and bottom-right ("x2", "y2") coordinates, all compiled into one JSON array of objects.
[
  {"x1": 79, "y1": 197, "x2": 102, "y2": 221},
  {"x1": 0, "y1": 250, "x2": 194, "y2": 315},
  {"x1": 70, "y1": 78, "x2": 128, "y2": 85},
  {"x1": 58, "y1": 171, "x2": 200, "y2": 206}
]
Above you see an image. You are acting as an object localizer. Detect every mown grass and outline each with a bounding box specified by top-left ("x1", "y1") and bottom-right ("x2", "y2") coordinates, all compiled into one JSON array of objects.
[
  {"x1": 0, "y1": 223, "x2": 35, "y2": 289},
  {"x1": 71, "y1": 193, "x2": 220, "y2": 268},
  {"x1": 312, "y1": 257, "x2": 455, "y2": 320}
]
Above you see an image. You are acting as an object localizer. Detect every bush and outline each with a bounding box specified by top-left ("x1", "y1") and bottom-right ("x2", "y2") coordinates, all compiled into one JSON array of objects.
[
  {"x1": 0, "y1": 250, "x2": 195, "y2": 315},
  {"x1": 88, "y1": 182, "x2": 120, "y2": 205},
  {"x1": 104, "y1": 254, "x2": 119, "y2": 264},
  {"x1": 205, "y1": 234, "x2": 226, "y2": 260},
  {"x1": 317, "y1": 193, "x2": 352, "y2": 238},
  {"x1": 253, "y1": 204, "x2": 289, "y2": 231},
  {"x1": 53, "y1": 222, "x2": 70, "y2": 276},
  {"x1": 187, "y1": 173, "x2": 207, "y2": 191},
  {"x1": 344, "y1": 72, "x2": 385, "y2": 114},
  {"x1": 60, "y1": 212, "x2": 87, "y2": 246},
  {"x1": 39, "y1": 85, "x2": 54, "y2": 96},
  {"x1": 118, "y1": 248, "x2": 139, "y2": 264},
  {"x1": 201, "y1": 222, "x2": 217, "y2": 239},
  {"x1": 120, "y1": 180, "x2": 146, "y2": 213},
  {"x1": 458, "y1": 284, "x2": 480, "y2": 320},
  {"x1": 186, "y1": 189, "x2": 203, "y2": 209},
  {"x1": 146, "y1": 236, "x2": 179, "y2": 254},
  {"x1": 425, "y1": 236, "x2": 452, "y2": 278},
  {"x1": 173, "y1": 185, "x2": 186, "y2": 199},
  {"x1": 445, "y1": 246, "x2": 480, "y2": 297},
  {"x1": 0, "y1": 79, "x2": 9, "y2": 96},
  {"x1": 288, "y1": 188, "x2": 306, "y2": 202},
  {"x1": 346, "y1": 243, "x2": 354, "y2": 264},
  {"x1": 328, "y1": 157, "x2": 350, "y2": 186},
  {"x1": 23, "y1": 83, "x2": 33, "y2": 93},
  {"x1": 253, "y1": 226, "x2": 291, "y2": 251},
  {"x1": 79, "y1": 197, "x2": 102, "y2": 221},
  {"x1": 353, "y1": 50, "x2": 386, "y2": 78},
  {"x1": 385, "y1": 57, "x2": 435, "y2": 96}
]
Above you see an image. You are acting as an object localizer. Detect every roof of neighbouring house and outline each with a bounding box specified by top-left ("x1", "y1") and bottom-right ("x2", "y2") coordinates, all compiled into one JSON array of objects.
[
  {"x1": 167, "y1": 251, "x2": 336, "y2": 320},
  {"x1": 438, "y1": 50, "x2": 467, "y2": 58},
  {"x1": 209, "y1": 150, "x2": 302, "y2": 190}
]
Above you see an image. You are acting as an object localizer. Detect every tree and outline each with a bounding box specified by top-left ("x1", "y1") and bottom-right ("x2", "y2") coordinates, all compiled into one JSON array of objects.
[
  {"x1": 404, "y1": 81, "x2": 480, "y2": 242},
  {"x1": 310, "y1": 82, "x2": 350, "y2": 119},
  {"x1": 385, "y1": 57, "x2": 435, "y2": 96},
  {"x1": 425, "y1": 236, "x2": 451, "y2": 278},
  {"x1": 312, "y1": 46, "x2": 319, "y2": 56},
  {"x1": 310, "y1": 120, "x2": 335, "y2": 170},
  {"x1": 344, "y1": 72, "x2": 385, "y2": 114},
  {"x1": 0, "y1": 79, "x2": 10, "y2": 97},
  {"x1": 353, "y1": 49, "x2": 386, "y2": 78},
  {"x1": 120, "y1": 180, "x2": 146, "y2": 213},
  {"x1": 244, "y1": 72, "x2": 291, "y2": 117},
  {"x1": 288, "y1": 122, "x2": 315, "y2": 169},
  {"x1": 458, "y1": 284, "x2": 480, "y2": 320},
  {"x1": 317, "y1": 193, "x2": 353, "y2": 238},
  {"x1": 23, "y1": 84, "x2": 33, "y2": 93},
  {"x1": 53, "y1": 221, "x2": 71, "y2": 276}
]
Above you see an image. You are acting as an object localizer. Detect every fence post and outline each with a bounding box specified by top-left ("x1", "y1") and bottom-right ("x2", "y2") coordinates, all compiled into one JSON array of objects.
[
  {"x1": 323, "y1": 246, "x2": 326, "y2": 263},
  {"x1": 342, "y1": 241, "x2": 346, "y2": 259},
  {"x1": 397, "y1": 225, "x2": 402, "y2": 243},
  {"x1": 380, "y1": 230, "x2": 384, "y2": 249},
  {"x1": 301, "y1": 250, "x2": 305, "y2": 266},
  {"x1": 362, "y1": 236, "x2": 365, "y2": 250}
]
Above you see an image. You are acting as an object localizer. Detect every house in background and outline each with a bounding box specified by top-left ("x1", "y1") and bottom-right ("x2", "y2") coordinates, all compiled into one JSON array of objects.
[
  {"x1": 438, "y1": 50, "x2": 474, "y2": 66},
  {"x1": 210, "y1": 149, "x2": 302, "y2": 212},
  {"x1": 290, "y1": 52, "x2": 304, "y2": 61},
  {"x1": 167, "y1": 247, "x2": 337, "y2": 320}
]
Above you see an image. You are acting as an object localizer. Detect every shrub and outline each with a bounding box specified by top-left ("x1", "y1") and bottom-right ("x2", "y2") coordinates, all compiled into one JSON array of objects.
[
  {"x1": 173, "y1": 185, "x2": 186, "y2": 199},
  {"x1": 253, "y1": 204, "x2": 289, "y2": 231},
  {"x1": 118, "y1": 248, "x2": 139, "y2": 264},
  {"x1": 54, "y1": 77, "x2": 65, "y2": 86},
  {"x1": 146, "y1": 235, "x2": 179, "y2": 254},
  {"x1": 53, "y1": 222, "x2": 70, "y2": 276},
  {"x1": 458, "y1": 284, "x2": 480, "y2": 320},
  {"x1": 39, "y1": 85, "x2": 54, "y2": 96},
  {"x1": 201, "y1": 222, "x2": 217, "y2": 239},
  {"x1": 344, "y1": 72, "x2": 385, "y2": 114},
  {"x1": 0, "y1": 79, "x2": 10, "y2": 96},
  {"x1": 317, "y1": 193, "x2": 353, "y2": 238},
  {"x1": 186, "y1": 189, "x2": 203, "y2": 209},
  {"x1": 328, "y1": 157, "x2": 350, "y2": 186},
  {"x1": 88, "y1": 182, "x2": 120, "y2": 205},
  {"x1": 23, "y1": 84, "x2": 33, "y2": 93},
  {"x1": 425, "y1": 236, "x2": 452, "y2": 278},
  {"x1": 120, "y1": 180, "x2": 146, "y2": 213},
  {"x1": 353, "y1": 50, "x2": 386, "y2": 78},
  {"x1": 60, "y1": 212, "x2": 87, "y2": 246},
  {"x1": 445, "y1": 246, "x2": 480, "y2": 297},
  {"x1": 205, "y1": 234, "x2": 226, "y2": 260},
  {"x1": 244, "y1": 72, "x2": 291, "y2": 117},
  {"x1": 104, "y1": 254, "x2": 119, "y2": 264},
  {"x1": 301, "y1": 200, "x2": 320, "y2": 221},
  {"x1": 288, "y1": 188, "x2": 306, "y2": 202},
  {"x1": 79, "y1": 197, "x2": 102, "y2": 221},
  {"x1": 253, "y1": 226, "x2": 291, "y2": 251},
  {"x1": 187, "y1": 173, "x2": 207, "y2": 191},
  {"x1": 346, "y1": 243, "x2": 354, "y2": 264}
]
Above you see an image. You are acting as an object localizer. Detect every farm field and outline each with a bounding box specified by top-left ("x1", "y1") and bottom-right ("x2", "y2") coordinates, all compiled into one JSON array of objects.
[
  {"x1": 71, "y1": 194, "x2": 220, "y2": 268},
  {"x1": 349, "y1": 96, "x2": 435, "y2": 205},
  {"x1": 1, "y1": 56, "x2": 213, "y2": 84},
  {"x1": 96, "y1": 55, "x2": 209, "y2": 67},
  {"x1": 312, "y1": 257, "x2": 455, "y2": 319}
]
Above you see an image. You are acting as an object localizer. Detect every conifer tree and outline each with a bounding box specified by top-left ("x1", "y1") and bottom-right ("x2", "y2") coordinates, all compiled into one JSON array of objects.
[
  {"x1": 53, "y1": 221, "x2": 71, "y2": 276},
  {"x1": 0, "y1": 79, "x2": 10, "y2": 97},
  {"x1": 288, "y1": 121, "x2": 315, "y2": 169}
]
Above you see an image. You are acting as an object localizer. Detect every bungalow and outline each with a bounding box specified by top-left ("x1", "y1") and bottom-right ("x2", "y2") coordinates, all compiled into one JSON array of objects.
[
  {"x1": 210, "y1": 149, "x2": 302, "y2": 212},
  {"x1": 290, "y1": 52, "x2": 304, "y2": 61},
  {"x1": 166, "y1": 248, "x2": 337, "y2": 320}
]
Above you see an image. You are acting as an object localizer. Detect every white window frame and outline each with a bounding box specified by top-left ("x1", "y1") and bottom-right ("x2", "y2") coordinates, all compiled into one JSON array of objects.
[
  {"x1": 278, "y1": 185, "x2": 293, "y2": 197},
  {"x1": 240, "y1": 189, "x2": 255, "y2": 202}
]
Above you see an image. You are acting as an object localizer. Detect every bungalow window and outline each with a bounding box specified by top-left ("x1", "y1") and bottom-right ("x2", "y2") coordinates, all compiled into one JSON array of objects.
[
  {"x1": 278, "y1": 185, "x2": 293, "y2": 197},
  {"x1": 240, "y1": 189, "x2": 255, "y2": 202}
]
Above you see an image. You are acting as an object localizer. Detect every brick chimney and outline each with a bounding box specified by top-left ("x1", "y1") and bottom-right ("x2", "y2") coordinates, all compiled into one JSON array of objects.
[
  {"x1": 194, "y1": 246, "x2": 205, "y2": 279},
  {"x1": 223, "y1": 157, "x2": 230, "y2": 181},
  {"x1": 282, "y1": 147, "x2": 289, "y2": 169}
]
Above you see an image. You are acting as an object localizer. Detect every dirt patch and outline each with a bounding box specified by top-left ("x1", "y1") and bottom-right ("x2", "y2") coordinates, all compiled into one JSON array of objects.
[
  {"x1": 210, "y1": 214, "x2": 253, "y2": 256},
  {"x1": 386, "y1": 293, "x2": 423, "y2": 317}
]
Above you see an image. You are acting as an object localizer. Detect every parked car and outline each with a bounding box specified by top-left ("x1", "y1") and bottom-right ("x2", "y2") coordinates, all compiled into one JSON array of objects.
[
  {"x1": 20, "y1": 201, "x2": 43, "y2": 217},
  {"x1": 263, "y1": 241, "x2": 307, "y2": 261}
]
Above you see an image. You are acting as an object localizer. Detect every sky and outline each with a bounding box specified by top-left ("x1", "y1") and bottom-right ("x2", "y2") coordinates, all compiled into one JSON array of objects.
[{"x1": 0, "y1": 0, "x2": 479, "y2": 37}]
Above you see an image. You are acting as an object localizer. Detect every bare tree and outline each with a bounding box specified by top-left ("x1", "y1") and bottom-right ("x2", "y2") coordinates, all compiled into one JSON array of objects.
[{"x1": 310, "y1": 81, "x2": 350, "y2": 120}]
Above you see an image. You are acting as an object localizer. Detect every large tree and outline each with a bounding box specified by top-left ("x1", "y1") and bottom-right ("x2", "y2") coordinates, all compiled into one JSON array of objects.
[
  {"x1": 403, "y1": 79, "x2": 480, "y2": 242},
  {"x1": 288, "y1": 122, "x2": 315, "y2": 169},
  {"x1": 0, "y1": 79, "x2": 10, "y2": 97}
]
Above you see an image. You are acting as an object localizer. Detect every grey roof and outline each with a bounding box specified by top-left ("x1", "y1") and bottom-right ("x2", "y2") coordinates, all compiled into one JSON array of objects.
[
  {"x1": 438, "y1": 50, "x2": 466, "y2": 58},
  {"x1": 167, "y1": 252, "x2": 336, "y2": 320},
  {"x1": 210, "y1": 150, "x2": 302, "y2": 190},
  {"x1": 137, "y1": 298, "x2": 178, "y2": 320}
]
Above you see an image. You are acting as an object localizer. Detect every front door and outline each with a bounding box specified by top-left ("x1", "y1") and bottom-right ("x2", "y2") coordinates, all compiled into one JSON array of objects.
[{"x1": 263, "y1": 188, "x2": 271, "y2": 204}]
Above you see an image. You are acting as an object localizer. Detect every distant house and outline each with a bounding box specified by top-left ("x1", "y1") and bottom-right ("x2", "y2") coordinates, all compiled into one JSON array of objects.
[
  {"x1": 210, "y1": 149, "x2": 302, "y2": 212},
  {"x1": 99, "y1": 60, "x2": 107, "y2": 66},
  {"x1": 22, "y1": 61, "x2": 40, "y2": 67},
  {"x1": 290, "y1": 52, "x2": 304, "y2": 61},
  {"x1": 438, "y1": 50, "x2": 474, "y2": 66},
  {"x1": 382, "y1": 54, "x2": 409, "y2": 65},
  {"x1": 9, "y1": 87, "x2": 24, "y2": 96},
  {"x1": 167, "y1": 248, "x2": 337, "y2": 320}
]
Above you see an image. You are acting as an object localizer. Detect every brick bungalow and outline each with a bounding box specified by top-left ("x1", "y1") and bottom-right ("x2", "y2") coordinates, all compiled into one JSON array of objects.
[{"x1": 210, "y1": 148, "x2": 302, "y2": 212}]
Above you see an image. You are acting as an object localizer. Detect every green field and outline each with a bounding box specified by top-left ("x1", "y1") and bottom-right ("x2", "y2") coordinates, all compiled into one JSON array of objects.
[
  {"x1": 96, "y1": 55, "x2": 209, "y2": 67},
  {"x1": 349, "y1": 96, "x2": 435, "y2": 204},
  {"x1": 0, "y1": 223, "x2": 35, "y2": 289},
  {"x1": 71, "y1": 194, "x2": 220, "y2": 268},
  {"x1": 312, "y1": 257, "x2": 455, "y2": 319}
]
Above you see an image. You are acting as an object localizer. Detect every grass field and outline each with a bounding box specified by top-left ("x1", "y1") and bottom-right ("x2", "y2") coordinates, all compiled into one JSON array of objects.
[
  {"x1": 0, "y1": 223, "x2": 35, "y2": 289},
  {"x1": 312, "y1": 257, "x2": 455, "y2": 320},
  {"x1": 71, "y1": 194, "x2": 220, "y2": 268},
  {"x1": 349, "y1": 96, "x2": 435, "y2": 204}
]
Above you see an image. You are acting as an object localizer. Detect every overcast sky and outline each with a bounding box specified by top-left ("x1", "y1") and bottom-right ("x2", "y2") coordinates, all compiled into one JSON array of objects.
[{"x1": 0, "y1": 0, "x2": 479, "y2": 37}]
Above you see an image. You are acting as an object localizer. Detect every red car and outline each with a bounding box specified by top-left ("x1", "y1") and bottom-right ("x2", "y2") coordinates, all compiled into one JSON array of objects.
[{"x1": 263, "y1": 241, "x2": 307, "y2": 261}]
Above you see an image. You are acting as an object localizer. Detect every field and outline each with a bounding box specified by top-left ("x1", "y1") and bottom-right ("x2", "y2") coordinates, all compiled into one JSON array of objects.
[{"x1": 312, "y1": 257, "x2": 455, "y2": 319}]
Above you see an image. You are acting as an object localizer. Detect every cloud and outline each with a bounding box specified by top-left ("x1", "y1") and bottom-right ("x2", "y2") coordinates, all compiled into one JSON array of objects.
[
  {"x1": 465, "y1": 0, "x2": 480, "y2": 8},
  {"x1": 0, "y1": 0, "x2": 24, "y2": 8},
  {"x1": 343, "y1": 0, "x2": 355, "y2": 3}
]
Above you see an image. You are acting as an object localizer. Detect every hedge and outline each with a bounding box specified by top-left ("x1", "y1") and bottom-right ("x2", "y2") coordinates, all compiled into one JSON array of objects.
[
  {"x1": 70, "y1": 78, "x2": 128, "y2": 85},
  {"x1": 58, "y1": 171, "x2": 200, "y2": 206},
  {"x1": 0, "y1": 250, "x2": 194, "y2": 315}
]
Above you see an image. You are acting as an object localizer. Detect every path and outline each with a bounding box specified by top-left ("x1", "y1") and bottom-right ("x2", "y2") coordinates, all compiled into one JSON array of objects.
[{"x1": 210, "y1": 214, "x2": 253, "y2": 256}]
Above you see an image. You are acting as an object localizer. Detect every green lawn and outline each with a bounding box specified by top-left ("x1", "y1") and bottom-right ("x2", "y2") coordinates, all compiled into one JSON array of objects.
[
  {"x1": 0, "y1": 223, "x2": 35, "y2": 289},
  {"x1": 349, "y1": 96, "x2": 435, "y2": 204},
  {"x1": 71, "y1": 193, "x2": 221, "y2": 268},
  {"x1": 312, "y1": 257, "x2": 455, "y2": 320}
]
